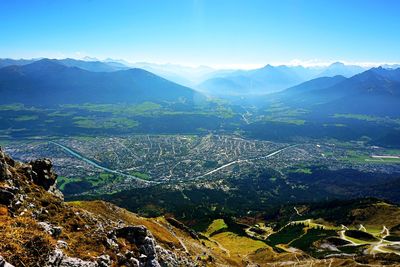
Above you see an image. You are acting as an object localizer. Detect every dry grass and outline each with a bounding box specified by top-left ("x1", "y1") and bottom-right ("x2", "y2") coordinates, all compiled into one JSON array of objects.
[
  {"x1": 204, "y1": 219, "x2": 227, "y2": 236},
  {"x1": 0, "y1": 179, "x2": 117, "y2": 263},
  {"x1": 211, "y1": 231, "x2": 270, "y2": 265},
  {"x1": 70, "y1": 201, "x2": 248, "y2": 266},
  {"x1": 350, "y1": 202, "x2": 400, "y2": 229},
  {"x1": 0, "y1": 216, "x2": 54, "y2": 267},
  {"x1": 69, "y1": 200, "x2": 183, "y2": 250},
  {"x1": 0, "y1": 205, "x2": 8, "y2": 216}
]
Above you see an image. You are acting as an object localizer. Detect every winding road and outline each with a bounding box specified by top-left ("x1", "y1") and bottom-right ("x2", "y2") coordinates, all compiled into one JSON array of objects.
[{"x1": 199, "y1": 144, "x2": 298, "y2": 178}]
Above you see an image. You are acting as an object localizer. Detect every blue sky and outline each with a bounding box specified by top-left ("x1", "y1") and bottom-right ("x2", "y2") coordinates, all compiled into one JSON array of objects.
[{"x1": 1, "y1": 0, "x2": 400, "y2": 68}]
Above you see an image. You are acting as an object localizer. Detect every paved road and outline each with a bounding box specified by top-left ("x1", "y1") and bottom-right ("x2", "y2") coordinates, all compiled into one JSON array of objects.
[{"x1": 200, "y1": 144, "x2": 298, "y2": 177}]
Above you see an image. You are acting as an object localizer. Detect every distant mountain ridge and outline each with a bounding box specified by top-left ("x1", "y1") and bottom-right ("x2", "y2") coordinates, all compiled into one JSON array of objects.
[
  {"x1": 0, "y1": 58, "x2": 37, "y2": 68},
  {"x1": 276, "y1": 67, "x2": 400, "y2": 116},
  {"x1": 3, "y1": 58, "x2": 399, "y2": 93},
  {"x1": 58, "y1": 58, "x2": 129, "y2": 72},
  {"x1": 0, "y1": 59, "x2": 203, "y2": 106},
  {"x1": 0, "y1": 58, "x2": 129, "y2": 72},
  {"x1": 0, "y1": 58, "x2": 219, "y2": 87},
  {"x1": 197, "y1": 62, "x2": 370, "y2": 96},
  {"x1": 198, "y1": 64, "x2": 308, "y2": 96},
  {"x1": 317, "y1": 62, "x2": 366, "y2": 78}
]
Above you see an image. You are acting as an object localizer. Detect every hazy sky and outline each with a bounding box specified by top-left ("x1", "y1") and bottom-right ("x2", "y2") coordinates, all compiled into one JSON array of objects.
[{"x1": 1, "y1": 0, "x2": 400, "y2": 68}]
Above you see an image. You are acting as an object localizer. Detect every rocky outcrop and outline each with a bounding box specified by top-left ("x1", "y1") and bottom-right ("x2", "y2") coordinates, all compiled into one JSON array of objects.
[
  {"x1": 30, "y1": 158, "x2": 57, "y2": 189},
  {"x1": 0, "y1": 161, "x2": 12, "y2": 181},
  {"x1": 155, "y1": 245, "x2": 195, "y2": 267},
  {"x1": 0, "y1": 188, "x2": 15, "y2": 206},
  {"x1": 116, "y1": 251, "x2": 140, "y2": 267},
  {"x1": 0, "y1": 148, "x2": 17, "y2": 207},
  {"x1": 0, "y1": 147, "x2": 63, "y2": 204},
  {"x1": 114, "y1": 226, "x2": 160, "y2": 267},
  {"x1": 47, "y1": 249, "x2": 99, "y2": 267},
  {"x1": 38, "y1": 222, "x2": 63, "y2": 238},
  {"x1": 0, "y1": 148, "x2": 13, "y2": 181},
  {"x1": 0, "y1": 149, "x2": 197, "y2": 267}
]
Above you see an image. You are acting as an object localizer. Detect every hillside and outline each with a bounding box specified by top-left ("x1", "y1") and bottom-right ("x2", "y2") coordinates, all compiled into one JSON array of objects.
[
  {"x1": 1, "y1": 148, "x2": 400, "y2": 266},
  {"x1": 274, "y1": 75, "x2": 346, "y2": 101},
  {"x1": 275, "y1": 67, "x2": 400, "y2": 116},
  {"x1": 0, "y1": 59, "x2": 203, "y2": 106},
  {"x1": 0, "y1": 147, "x2": 234, "y2": 266}
]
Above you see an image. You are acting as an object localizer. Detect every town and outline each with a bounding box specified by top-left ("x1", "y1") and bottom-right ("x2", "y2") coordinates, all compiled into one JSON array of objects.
[{"x1": 5, "y1": 134, "x2": 400, "y2": 195}]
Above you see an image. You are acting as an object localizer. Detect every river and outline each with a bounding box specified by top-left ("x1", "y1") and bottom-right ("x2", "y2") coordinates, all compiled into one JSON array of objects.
[{"x1": 49, "y1": 141, "x2": 158, "y2": 184}]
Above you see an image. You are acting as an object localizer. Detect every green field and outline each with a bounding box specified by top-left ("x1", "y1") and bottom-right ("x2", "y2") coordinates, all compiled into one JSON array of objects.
[
  {"x1": 266, "y1": 224, "x2": 305, "y2": 246},
  {"x1": 0, "y1": 103, "x2": 40, "y2": 111},
  {"x1": 205, "y1": 219, "x2": 228, "y2": 236},
  {"x1": 14, "y1": 115, "x2": 39, "y2": 121},
  {"x1": 289, "y1": 168, "x2": 312, "y2": 174},
  {"x1": 73, "y1": 116, "x2": 139, "y2": 129},
  {"x1": 63, "y1": 102, "x2": 162, "y2": 115},
  {"x1": 333, "y1": 113, "x2": 400, "y2": 125},
  {"x1": 57, "y1": 172, "x2": 122, "y2": 192},
  {"x1": 341, "y1": 150, "x2": 400, "y2": 164}
]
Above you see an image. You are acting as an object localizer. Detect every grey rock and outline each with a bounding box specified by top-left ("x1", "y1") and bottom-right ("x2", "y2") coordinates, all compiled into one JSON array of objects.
[
  {"x1": 0, "y1": 148, "x2": 15, "y2": 168},
  {"x1": 38, "y1": 222, "x2": 52, "y2": 234},
  {"x1": 47, "y1": 249, "x2": 98, "y2": 267},
  {"x1": 0, "y1": 161, "x2": 12, "y2": 181},
  {"x1": 60, "y1": 257, "x2": 98, "y2": 267},
  {"x1": 56, "y1": 240, "x2": 69, "y2": 249},
  {"x1": 96, "y1": 255, "x2": 111, "y2": 267},
  {"x1": 116, "y1": 253, "x2": 127, "y2": 266},
  {"x1": 115, "y1": 225, "x2": 161, "y2": 266},
  {"x1": 49, "y1": 186, "x2": 64, "y2": 200},
  {"x1": 155, "y1": 245, "x2": 196, "y2": 267},
  {"x1": 141, "y1": 236, "x2": 157, "y2": 259},
  {"x1": 0, "y1": 188, "x2": 15, "y2": 206},
  {"x1": 115, "y1": 225, "x2": 149, "y2": 244},
  {"x1": 38, "y1": 222, "x2": 63, "y2": 238},
  {"x1": 0, "y1": 255, "x2": 15, "y2": 267},
  {"x1": 30, "y1": 159, "x2": 57, "y2": 190},
  {"x1": 139, "y1": 254, "x2": 147, "y2": 261},
  {"x1": 105, "y1": 237, "x2": 119, "y2": 250},
  {"x1": 145, "y1": 259, "x2": 161, "y2": 267},
  {"x1": 117, "y1": 251, "x2": 141, "y2": 267},
  {"x1": 128, "y1": 258, "x2": 140, "y2": 267},
  {"x1": 47, "y1": 249, "x2": 64, "y2": 267},
  {"x1": 125, "y1": 251, "x2": 135, "y2": 259},
  {"x1": 53, "y1": 226, "x2": 63, "y2": 237},
  {"x1": 20, "y1": 164, "x2": 34, "y2": 181},
  {"x1": 0, "y1": 148, "x2": 12, "y2": 181}
]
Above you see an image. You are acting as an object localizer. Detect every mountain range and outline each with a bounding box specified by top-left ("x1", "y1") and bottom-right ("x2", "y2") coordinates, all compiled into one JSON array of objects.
[
  {"x1": 0, "y1": 58, "x2": 218, "y2": 87},
  {"x1": 275, "y1": 67, "x2": 400, "y2": 116},
  {"x1": 197, "y1": 62, "x2": 370, "y2": 96},
  {"x1": 198, "y1": 64, "x2": 309, "y2": 95},
  {"x1": 4, "y1": 57, "x2": 398, "y2": 96},
  {"x1": 1, "y1": 57, "x2": 400, "y2": 117},
  {"x1": 0, "y1": 59, "x2": 202, "y2": 106}
]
